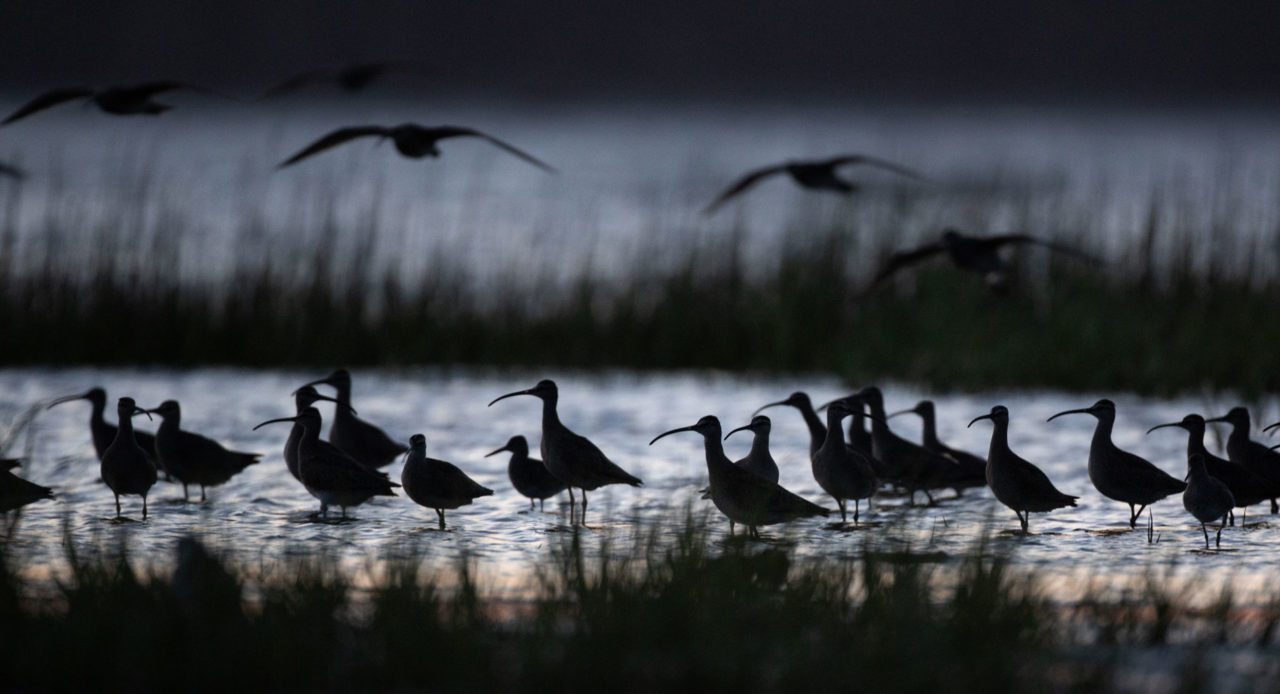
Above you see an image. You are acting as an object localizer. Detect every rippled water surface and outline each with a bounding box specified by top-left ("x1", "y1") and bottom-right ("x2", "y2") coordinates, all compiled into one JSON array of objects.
[{"x1": 2, "y1": 368, "x2": 1277, "y2": 598}]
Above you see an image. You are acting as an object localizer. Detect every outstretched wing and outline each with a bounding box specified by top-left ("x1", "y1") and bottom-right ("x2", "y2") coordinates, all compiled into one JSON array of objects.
[
  {"x1": 277, "y1": 126, "x2": 390, "y2": 168},
  {"x1": 824, "y1": 155, "x2": 928, "y2": 181},
  {"x1": 2, "y1": 87, "x2": 94, "y2": 125},
  {"x1": 0, "y1": 162, "x2": 24, "y2": 180},
  {"x1": 702, "y1": 163, "x2": 790, "y2": 215},
  {"x1": 430, "y1": 126, "x2": 556, "y2": 173},
  {"x1": 864, "y1": 241, "x2": 947, "y2": 290},
  {"x1": 259, "y1": 72, "x2": 324, "y2": 99},
  {"x1": 982, "y1": 234, "x2": 1102, "y2": 263}
]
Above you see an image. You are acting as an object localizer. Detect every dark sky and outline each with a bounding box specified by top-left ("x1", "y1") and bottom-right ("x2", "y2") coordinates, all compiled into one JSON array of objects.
[{"x1": 1, "y1": 0, "x2": 1278, "y2": 102}]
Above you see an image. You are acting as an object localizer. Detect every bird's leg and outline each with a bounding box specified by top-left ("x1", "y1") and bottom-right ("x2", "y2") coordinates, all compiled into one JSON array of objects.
[
  {"x1": 142, "y1": 494, "x2": 148, "y2": 520},
  {"x1": 1228, "y1": 509, "x2": 1235, "y2": 526},
  {"x1": 1128, "y1": 503, "x2": 1136, "y2": 528},
  {"x1": 1242, "y1": 507, "x2": 1247, "y2": 526},
  {"x1": 529, "y1": 499, "x2": 534, "y2": 511},
  {"x1": 854, "y1": 499, "x2": 860, "y2": 525},
  {"x1": 1217, "y1": 518, "x2": 1226, "y2": 548},
  {"x1": 1272, "y1": 498, "x2": 1278, "y2": 514},
  {"x1": 728, "y1": 520, "x2": 735, "y2": 535},
  {"x1": 837, "y1": 499, "x2": 847, "y2": 523},
  {"x1": 182, "y1": 484, "x2": 189, "y2": 502},
  {"x1": 539, "y1": 499, "x2": 545, "y2": 512},
  {"x1": 1202, "y1": 523, "x2": 1209, "y2": 549},
  {"x1": 341, "y1": 506, "x2": 348, "y2": 520},
  {"x1": 200, "y1": 485, "x2": 207, "y2": 503},
  {"x1": 567, "y1": 487, "x2": 576, "y2": 521},
  {"x1": 925, "y1": 489, "x2": 937, "y2": 507},
  {"x1": 114, "y1": 493, "x2": 121, "y2": 519},
  {"x1": 437, "y1": 509, "x2": 445, "y2": 530},
  {"x1": 581, "y1": 490, "x2": 588, "y2": 514}
]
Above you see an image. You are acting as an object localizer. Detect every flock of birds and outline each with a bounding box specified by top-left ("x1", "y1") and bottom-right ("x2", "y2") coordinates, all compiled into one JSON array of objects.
[
  {"x1": 0, "y1": 69, "x2": 1101, "y2": 293},
  {"x1": 4, "y1": 372, "x2": 1280, "y2": 549}
]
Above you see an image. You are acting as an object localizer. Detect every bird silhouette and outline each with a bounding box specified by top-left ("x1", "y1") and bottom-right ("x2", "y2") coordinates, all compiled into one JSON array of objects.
[
  {"x1": 486, "y1": 435, "x2": 566, "y2": 511},
  {"x1": 295, "y1": 369, "x2": 406, "y2": 470},
  {"x1": 886, "y1": 400, "x2": 986, "y2": 495},
  {"x1": 1, "y1": 82, "x2": 224, "y2": 126},
  {"x1": 703, "y1": 154, "x2": 925, "y2": 215},
  {"x1": 0, "y1": 460, "x2": 54, "y2": 530},
  {"x1": 402, "y1": 434, "x2": 493, "y2": 529},
  {"x1": 100, "y1": 397, "x2": 158, "y2": 520},
  {"x1": 0, "y1": 161, "x2": 24, "y2": 181},
  {"x1": 277, "y1": 124, "x2": 556, "y2": 172},
  {"x1": 969, "y1": 405, "x2": 1077, "y2": 533},
  {"x1": 1183, "y1": 454, "x2": 1234, "y2": 549},
  {"x1": 148, "y1": 400, "x2": 260, "y2": 502},
  {"x1": 866, "y1": 228, "x2": 1099, "y2": 293},
  {"x1": 261, "y1": 61, "x2": 429, "y2": 98},
  {"x1": 46, "y1": 387, "x2": 161, "y2": 474},
  {"x1": 1208, "y1": 407, "x2": 1280, "y2": 514},
  {"x1": 1147, "y1": 414, "x2": 1271, "y2": 526}
]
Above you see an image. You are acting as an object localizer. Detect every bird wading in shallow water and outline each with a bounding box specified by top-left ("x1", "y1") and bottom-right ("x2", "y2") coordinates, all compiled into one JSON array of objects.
[
  {"x1": 969, "y1": 405, "x2": 1078, "y2": 533},
  {"x1": 486, "y1": 435, "x2": 566, "y2": 511},
  {"x1": 402, "y1": 434, "x2": 494, "y2": 529},
  {"x1": 295, "y1": 370, "x2": 407, "y2": 470}
]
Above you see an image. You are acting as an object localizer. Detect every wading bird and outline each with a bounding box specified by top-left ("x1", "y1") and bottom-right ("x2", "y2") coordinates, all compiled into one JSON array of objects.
[
  {"x1": 296, "y1": 369, "x2": 406, "y2": 470},
  {"x1": 865, "y1": 228, "x2": 1098, "y2": 293},
  {"x1": 698, "y1": 416, "x2": 781, "y2": 532},
  {"x1": 254, "y1": 408, "x2": 397, "y2": 519},
  {"x1": 1183, "y1": 454, "x2": 1234, "y2": 549},
  {"x1": 402, "y1": 434, "x2": 493, "y2": 529},
  {"x1": 859, "y1": 387, "x2": 964, "y2": 504},
  {"x1": 279, "y1": 386, "x2": 350, "y2": 483},
  {"x1": 651, "y1": 415, "x2": 828, "y2": 538},
  {"x1": 703, "y1": 154, "x2": 925, "y2": 215},
  {"x1": 1, "y1": 82, "x2": 221, "y2": 125},
  {"x1": 754, "y1": 392, "x2": 828, "y2": 460},
  {"x1": 261, "y1": 61, "x2": 429, "y2": 98},
  {"x1": 0, "y1": 460, "x2": 54, "y2": 530},
  {"x1": 1208, "y1": 408, "x2": 1280, "y2": 514},
  {"x1": 887, "y1": 400, "x2": 986, "y2": 494},
  {"x1": 489, "y1": 380, "x2": 641, "y2": 521},
  {"x1": 486, "y1": 435, "x2": 566, "y2": 511},
  {"x1": 812, "y1": 400, "x2": 879, "y2": 524},
  {"x1": 149, "y1": 401, "x2": 260, "y2": 502},
  {"x1": 47, "y1": 387, "x2": 160, "y2": 472},
  {"x1": 277, "y1": 124, "x2": 555, "y2": 172},
  {"x1": 100, "y1": 398, "x2": 157, "y2": 520},
  {"x1": 1147, "y1": 415, "x2": 1270, "y2": 525},
  {"x1": 1048, "y1": 400, "x2": 1185, "y2": 528},
  {"x1": 969, "y1": 406, "x2": 1077, "y2": 533}
]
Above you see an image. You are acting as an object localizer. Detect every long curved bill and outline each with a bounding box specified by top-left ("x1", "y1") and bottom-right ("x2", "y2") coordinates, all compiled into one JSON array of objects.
[
  {"x1": 967, "y1": 413, "x2": 994, "y2": 428},
  {"x1": 254, "y1": 415, "x2": 300, "y2": 431},
  {"x1": 1047, "y1": 407, "x2": 1092, "y2": 422},
  {"x1": 650, "y1": 425, "x2": 696, "y2": 446},
  {"x1": 484, "y1": 445, "x2": 508, "y2": 458},
  {"x1": 1145, "y1": 422, "x2": 1183, "y2": 435},
  {"x1": 488, "y1": 389, "x2": 533, "y2": 407},
  {"x1": 723, "y1": 423, "x2": 755, "y2": 441},
  {"x1": 1264, "y1": 421, "x2": 1280, "y2": 435},
  {"x1": 46, "y1": 392, "x2": 90, "y2": 410},
  {"x1": 752, "y1": 400, "x2": 790, "y2": 416},
  {"x1": 1203, "y1": 415, "x2": 1229, "y2": 424},
  {"x1": 312, "y1": 393, "x2": 356, "y2": 415},
  {"x1": 132, "y1": 406, "x2": 152, "y2": 421},
  {"x1": 885, "y1": 408, "x2": 916, "y2": 420}
]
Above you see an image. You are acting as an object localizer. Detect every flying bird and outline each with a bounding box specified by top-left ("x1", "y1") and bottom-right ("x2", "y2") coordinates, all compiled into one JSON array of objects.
[
  {"x1": 865, "y1": 228, "x2": 1099, "y2": 293},
  {"x1": 277, "y1": 124, "x2": 555, "y2": 172},
  {"x1": 1, "y1": 82, "x2": 225, "y2": 126},
  {"x1": 0, "y1": 161, "x2": 24, "y2": 181},
  {"x1": 261, "y1": 61, "x2": 429, "y2": 98},
  {"x1": 703, "y1": 154, "x2": 926, "y2": 215}
]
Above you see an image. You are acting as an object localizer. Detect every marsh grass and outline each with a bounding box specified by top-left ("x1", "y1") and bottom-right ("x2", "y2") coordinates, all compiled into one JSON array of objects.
[
  {"x1": 1, "y1": 517, "x2": 1278, "y2": 691},
  {"x1": 1, "y1": 166, "x2": 1279, "y2": 395}
]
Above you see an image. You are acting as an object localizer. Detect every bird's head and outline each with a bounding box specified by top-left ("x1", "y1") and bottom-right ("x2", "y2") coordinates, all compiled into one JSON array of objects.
[
  {"x1": 650, "y1": 415, "x2": 721, "y2": 446},
  {"x1": 1146, "y1": 414, "x2": 1204, "y2": 436},
  {"x1": 887, "y1": 400, "x2": 932, "y2": 420},
  {"x1": 147, "y1": 400, "x2": 181, "y2": 419},
  {"x1": 968, "y1": 405, "x2": 1009, "y2": 428},
  {"x1": 409, "y1": 433, "x2": 427, "y2": 453},
  {"x1": 753, "y1": 391, "x2": 813, "y2": 416},
  {"x1": 294, "y1": 385, "x2": 354, "y2": 414},
  {"x1": 485, "y1": 435, "x2": 528, "y2": 458},
  {"x1": 724, "y1": 415, "x2": 771, "y2": 441},
  {"x1": 1205, "y1": 407, "x2": 1250, "y2": 430},
  {"x1": 47, "y1": 386, "x2": 108, "y2": 411},
  {"x1": 295, "y1": 368, "x2": 351, "y2": 395},
  {"x1": 117, "y1": 397, "x2": 152, "y2": 421},
  {"x1": 1048, "y1": 399, "x2": 1116, "y2": 423},
  {"x1": 489, "y1": 379, "x2": 558, "y2": 407},
  {"x1": 254, "y1": 406, "x2": 321, "y2": 432}
]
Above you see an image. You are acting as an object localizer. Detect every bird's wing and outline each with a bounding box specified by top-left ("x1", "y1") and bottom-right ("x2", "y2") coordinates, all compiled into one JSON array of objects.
[
  {"x1": 824, "y1": 155, "x2": 928, "y2": 181},
  {"x1": 441, "y1": 462, "x2": 494, "y2": 497},
  {"x1": 277, "y1": 126, "x2": 389, "y2": 168},
  {"x1": 129, "y1": 81, "x2": 191, "y2": 98},
  {"x1": 864, "y1": 242, "x2": 947, "y2": 289},
  {"x1": 430, "y1": 126, "x2": 557, "y2": 172},
  {"x1": 702, "y1": 163, "x2": 790, "y2": 215},
  {"x1": 981, "y1": 234, "x2": 1102, "y2": 263},
  {"x1": 0, "y1": 162, "x2": 24, "y2": 180},
  {"x1": 2, "y1": 87, "x2": 94, "y2": 125},
  {"x1": 259, "y1": 72, "x2": 324, "y2": 99},
  {"x1": 564, "y1": 431, "x2": 642, "y2": 486}
]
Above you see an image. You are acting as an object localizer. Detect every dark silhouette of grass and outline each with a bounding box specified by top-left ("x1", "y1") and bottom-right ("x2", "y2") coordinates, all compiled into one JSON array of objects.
[
  {"x1": 1, "y1": 172, "x2": 1278, "y2": 394},
  {"x1": 1, "y1": 516, "x2": 1276, "y2": 691}
]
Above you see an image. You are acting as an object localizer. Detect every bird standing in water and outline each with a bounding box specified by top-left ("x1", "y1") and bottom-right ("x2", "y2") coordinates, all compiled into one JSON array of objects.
[
  {"x1": 486, "y1": 435, "x2": 565, "y2": 511},
  {"x1": 402, "y1": 434, "x2": 493, "y2": 529},
  {"x1": 489, "y1": 380, "x2": 642, "y2": 523},
  {"x1": 100, "y1": 398, "x2": 157, "y2": 520},
  {"x1": 149, "y1": 401, "x2": 260, "y2": 502},
  {"x1": 1183, "y1": 454, "x2": 1235, "y2": 549},
  {"x1": 296, "y1": 370, "x2": 407, "y2": 470},
  {"x1": 969, "y1": 406, "x2": 1077, "y2": 533}
]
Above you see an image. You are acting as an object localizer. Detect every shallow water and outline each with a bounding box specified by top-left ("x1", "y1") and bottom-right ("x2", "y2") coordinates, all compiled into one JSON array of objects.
[{"x1": 2, "y1": 368, "x2": 1277, "y2": 600}]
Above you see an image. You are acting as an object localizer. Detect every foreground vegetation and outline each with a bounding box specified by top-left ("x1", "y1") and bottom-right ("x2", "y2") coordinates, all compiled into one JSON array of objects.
[
  {"x1": 1, "y1": 170, "x2": 1277, "y2": 395},
  {"x1": 1, "y1": 518, "x2": 1278, "y2": 691}
]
